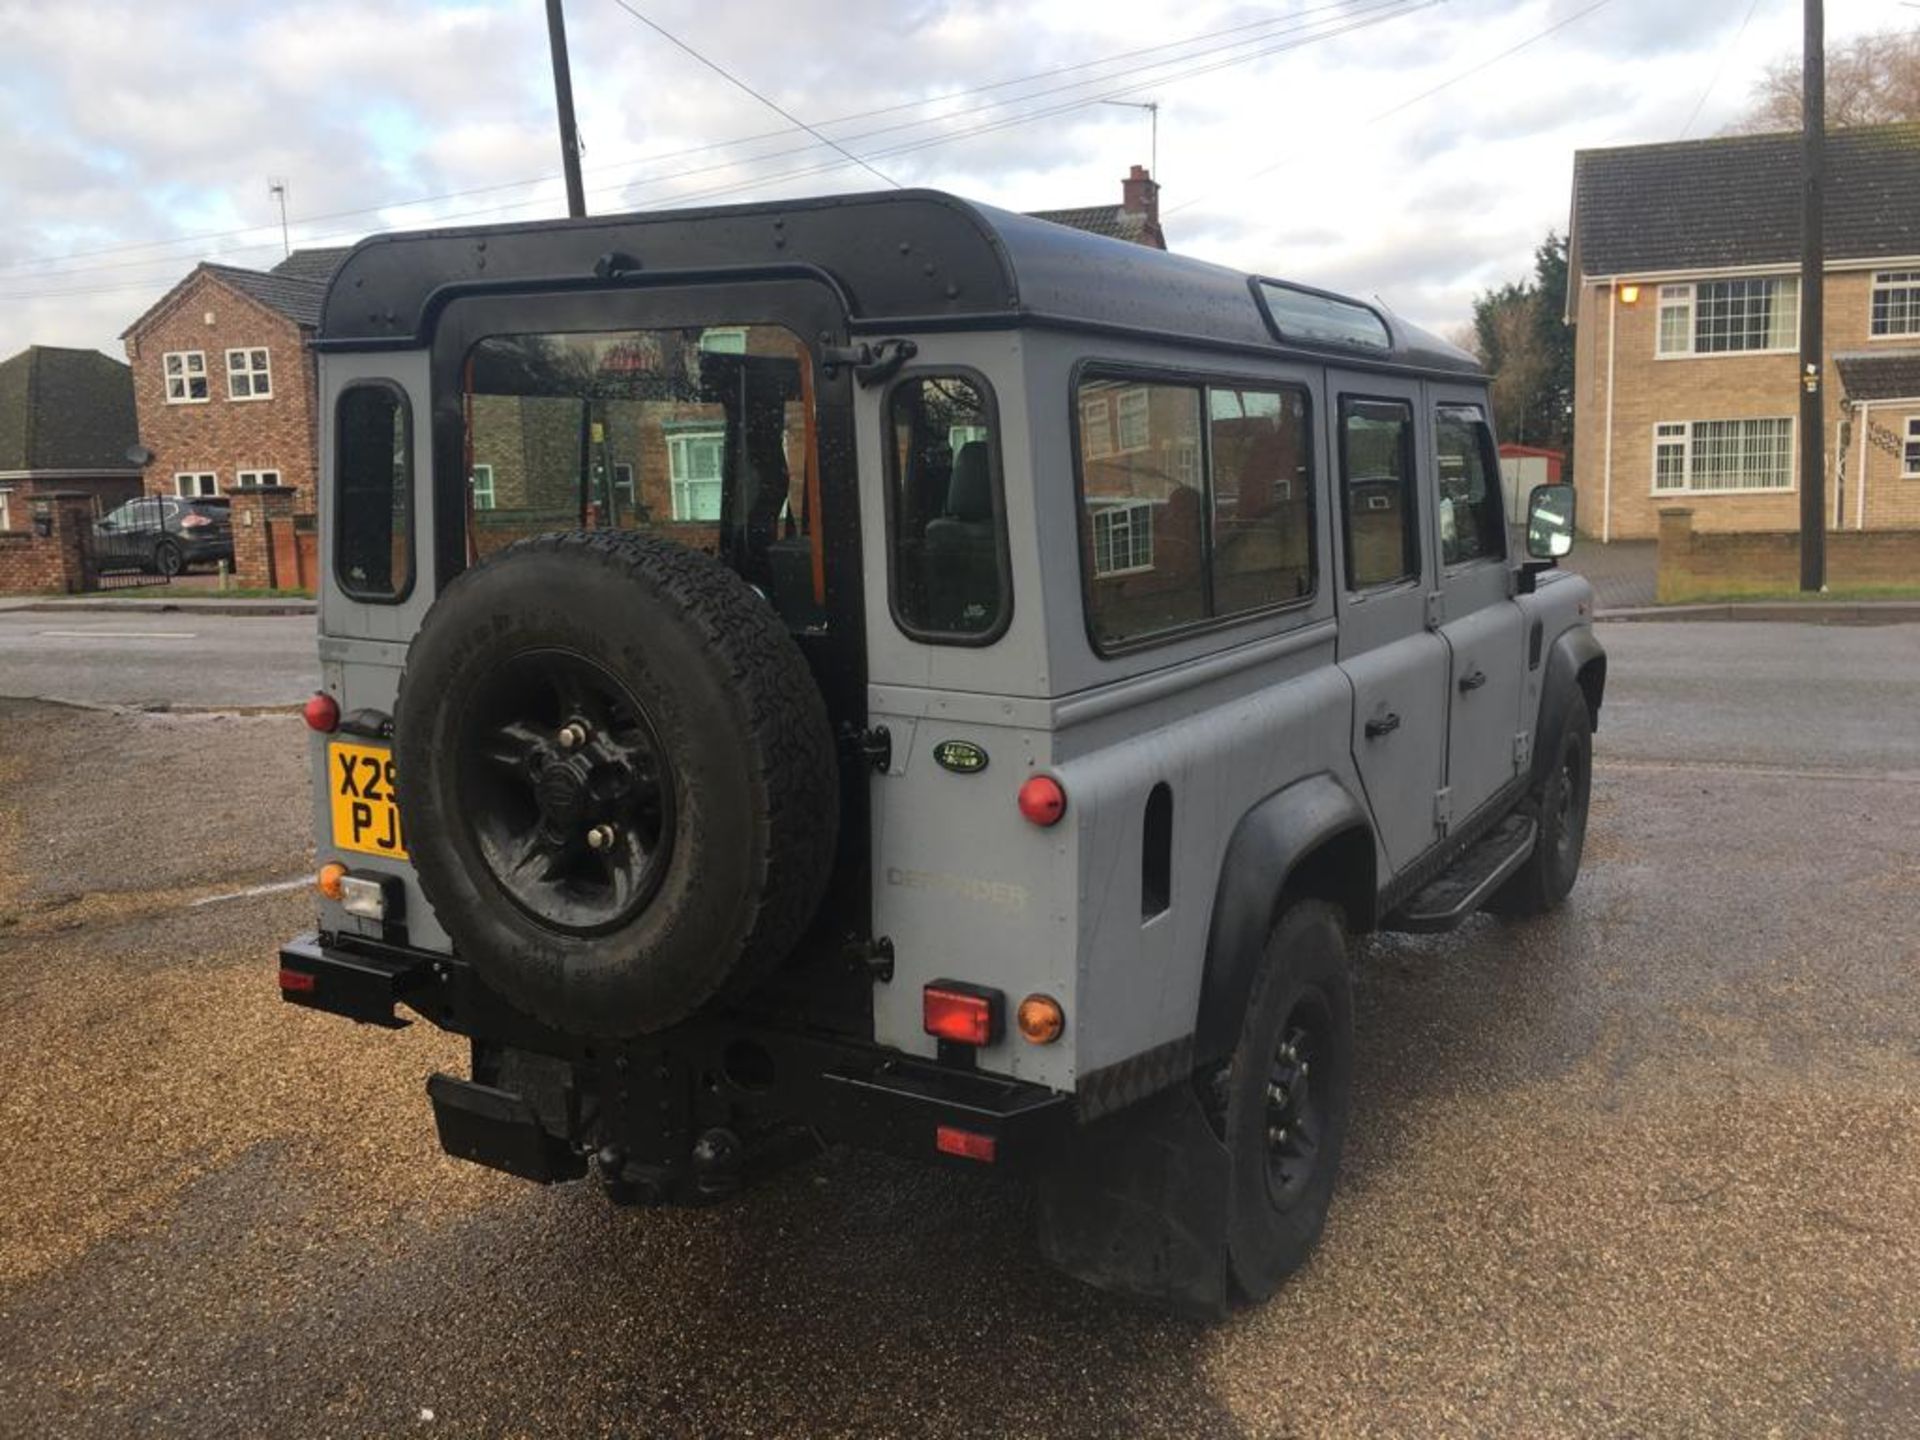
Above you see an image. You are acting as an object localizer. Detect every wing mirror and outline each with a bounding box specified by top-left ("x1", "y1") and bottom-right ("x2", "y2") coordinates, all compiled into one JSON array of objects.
[{"x1": 1525, "y1": 483, "x2": 1576, "y2": 561}]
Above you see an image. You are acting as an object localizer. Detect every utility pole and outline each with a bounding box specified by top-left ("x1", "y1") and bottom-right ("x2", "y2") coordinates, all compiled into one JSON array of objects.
[
  {"x1": 544, "y1": 0, "x2": 587, "y2": 218},
  {"x1": 268, "y1": 178, "x2": 290, "y2": 259},
  {"x1": 1798, "y1": 0, "x2": 1825, "y2": 591}
]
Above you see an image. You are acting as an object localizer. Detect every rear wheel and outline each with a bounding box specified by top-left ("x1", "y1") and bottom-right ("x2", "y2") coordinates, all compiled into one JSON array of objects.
[
  {"x1": 153, "y1": 539, "x2": 184, "y2": 577},
  {"x1": 1217, "y1": 899, "x2": 1354, "y2": 1304},
  {"x1": 1490, "y1": 689, "x2": 1592, "y2": 917}
]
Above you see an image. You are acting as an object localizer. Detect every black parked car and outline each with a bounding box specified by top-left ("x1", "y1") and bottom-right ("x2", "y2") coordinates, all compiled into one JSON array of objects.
[{"x1": 93, "y1": 495, "x2": 235, "y2": 576}]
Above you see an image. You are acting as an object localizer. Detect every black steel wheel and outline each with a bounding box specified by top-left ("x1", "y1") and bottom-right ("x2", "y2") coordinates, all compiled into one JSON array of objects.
[
  {"x1": 457, "y1": 649, "x2": 677, "y2": 936},
  {"x1": 1221, "y1": 898, "x2": 1354, "y2": 1305},
  {"x1": 1490, "y1": 688, "x2": 1592, "y2": 917},
  {"x1": 393, "y1": 530, "x2": 839, "y2": 1037}
]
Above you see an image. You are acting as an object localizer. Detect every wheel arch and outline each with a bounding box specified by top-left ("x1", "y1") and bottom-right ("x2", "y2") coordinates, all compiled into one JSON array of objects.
[
  {"x1": 1533, "y1": 625, "x2": 1606, "y2": 789},
  {"x1": 1192, "y1": 773, "x2": 1375, "y2": 1069}
]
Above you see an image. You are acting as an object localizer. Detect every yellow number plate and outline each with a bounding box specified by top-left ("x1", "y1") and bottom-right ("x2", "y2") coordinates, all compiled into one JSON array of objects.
[{"x1": 329, "y1": 741, "x2": 409, "y2": 859}]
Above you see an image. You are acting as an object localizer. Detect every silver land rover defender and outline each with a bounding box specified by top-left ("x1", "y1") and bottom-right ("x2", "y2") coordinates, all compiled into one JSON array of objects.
[{"x1": 281, "y1": 190, "x2": 1604, "y2": 1316}]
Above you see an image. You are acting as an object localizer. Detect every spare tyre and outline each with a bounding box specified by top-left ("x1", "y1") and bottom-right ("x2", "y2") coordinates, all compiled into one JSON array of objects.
[{"x1": 392, "y1": 529, "x2": 839, "y2": 1037}]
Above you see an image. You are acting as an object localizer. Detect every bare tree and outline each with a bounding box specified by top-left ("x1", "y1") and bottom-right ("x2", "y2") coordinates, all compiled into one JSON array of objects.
[{"x1": 1726, "y1": 27, "x2": 1920, "y2": 132}]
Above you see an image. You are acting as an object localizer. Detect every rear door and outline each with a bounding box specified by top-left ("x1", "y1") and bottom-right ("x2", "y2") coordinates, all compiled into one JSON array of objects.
[
  {"x1": 1428, "y1": 391, "x2": 1525, "y2": 825},
  {"x1": 1329, "y1": 376, "x2": 1447, "y2": 874}
]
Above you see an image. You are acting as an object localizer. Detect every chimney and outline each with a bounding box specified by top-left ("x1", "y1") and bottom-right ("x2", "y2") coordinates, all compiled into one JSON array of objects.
[{"x1": 1120, "y1": 164, "x2": 1166, "y2": 250}]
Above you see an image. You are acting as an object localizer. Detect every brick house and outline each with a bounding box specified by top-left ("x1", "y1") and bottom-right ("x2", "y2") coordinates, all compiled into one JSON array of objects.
[
  {"x1": 0, "y1": 345, "x2": 142, "y2": 533},
  {"x1": 1029, "y1": 164, "x2": 1167, "y2": 250},
  {"x1": 120, "y1": 248, "x2": 349, "y2": 509},
  {"x1": 1567, "y1": 123, "x2": 1920, "y2": 540}
]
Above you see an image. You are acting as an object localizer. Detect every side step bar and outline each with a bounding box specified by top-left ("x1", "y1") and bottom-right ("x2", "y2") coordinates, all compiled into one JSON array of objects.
[{"x1": 1383, "y1": 812, "x2": 1537, "y2": 933}]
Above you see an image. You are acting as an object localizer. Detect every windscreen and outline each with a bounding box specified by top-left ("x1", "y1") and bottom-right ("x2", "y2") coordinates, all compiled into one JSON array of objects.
[{"x1": 462, "y1": 324, "x2": 823, "y2": 626}]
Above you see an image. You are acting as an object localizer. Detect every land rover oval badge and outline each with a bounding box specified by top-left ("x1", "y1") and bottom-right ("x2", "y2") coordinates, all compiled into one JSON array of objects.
[{"x1": 933, "y1": 739, "x2": 989, "y2": 774}]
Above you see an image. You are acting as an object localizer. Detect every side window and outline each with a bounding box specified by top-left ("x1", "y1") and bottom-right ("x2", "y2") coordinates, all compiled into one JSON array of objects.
[
  {"x1": 1338, "y1": 397, "x2": 1419, "y2": 590},
  {"x1": 885, "y1": 372, "x2": 1009, "y2": 642},
  {"x1": 1433, "y1": 403, "x2": 1506, "y2": 567},
  {"x1": 335, "y1": 382, "x2": 413, "y2": 601},
  {"x1": 1208, "y1": 386, "x2": 1315, "y2": 612},
  {"x1": 1078, "y1": 379, "x2": 1207, "y2": 648}
]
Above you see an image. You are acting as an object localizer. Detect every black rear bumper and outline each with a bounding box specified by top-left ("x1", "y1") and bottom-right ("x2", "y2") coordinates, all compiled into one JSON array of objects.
[{"x1": 278, "y1": 931, "x2": 1072, "y2": 1180}]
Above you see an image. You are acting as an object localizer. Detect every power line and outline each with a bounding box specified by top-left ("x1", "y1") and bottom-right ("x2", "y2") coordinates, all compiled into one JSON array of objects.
[
  {"x1": 1680, "y1": 0, "x2": 1763, "y2": 138},
  {"x1": 0, "y1": 0, "x2": 1378, "y2": 279},
  {"x1": 1164, "y1": 0, "x2": 1616, "y2": 218},
  {"x1": 600, "y1": 0, "x2": 901, "y2": 189},
  {"x1": 1, "y1": 0, "x2": 1435, "y2": 302}
]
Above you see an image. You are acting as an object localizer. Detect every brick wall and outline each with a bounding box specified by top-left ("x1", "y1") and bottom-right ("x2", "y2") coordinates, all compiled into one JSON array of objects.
[
  {"x1": 123, "y1": 272, "x2": 319, "y2": 510},
  {"x1": 1656, "y1": 505, "x2": 1920, "y2": 600},
  {"x1": 0, "y1": 494, "x2": 92, "y2": 595},
  {"x1": 1573, "y1": 270, "x2": 1881, "y2": 541},
  {"x1": 227, "y1": 485, "x2": 298, "y2": 588}
]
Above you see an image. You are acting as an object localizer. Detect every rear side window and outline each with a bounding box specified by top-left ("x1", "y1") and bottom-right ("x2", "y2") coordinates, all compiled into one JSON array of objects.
[
  {"x1": 1338, "y1": 397, "x2": 1418, "y2": 590},
  {"x1": 335, "y1": 382, "x2": 413, "y2": 601},
  {"x1": 885, "y1": 372, "x2": 1009, "y2": 642},
  {"x1": 1076, "y1": 374, "x2": 1314, "y2": 651},
  {"x1": 1434, "y1": 403, "x2": 1506, "y2": 567}
]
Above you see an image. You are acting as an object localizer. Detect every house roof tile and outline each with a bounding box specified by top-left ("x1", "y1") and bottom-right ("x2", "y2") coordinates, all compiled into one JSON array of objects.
[
  {"x1": 1573, "y1": 123, "x2": 1920, "y2": 277},
  {"x1": 0, "y1": 345, "x2": 139, "y2": 474},
  {"x1": 1025, "y1": 203, "x2": 1157, "y2": 246},
  {"x1": 1835, "y1": 348, "x2": 1920, "y2": 402}
]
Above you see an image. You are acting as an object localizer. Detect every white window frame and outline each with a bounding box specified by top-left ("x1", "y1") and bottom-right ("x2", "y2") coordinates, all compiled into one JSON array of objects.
[
  {"x1": 225, "y1": 347, "x2": 272, "y2": 400},
  {"x1": 667, "y1": 429, "x2": 725, "y2": 521},
  {"x1": 1081, "y1": 396, "x2": 1114, "y2": 460},
  {"x1": 0, "y1": 489, "x2": 11, "y2": 532},
  {"x1": 1091, "y1": 500, "x2": 1155, "y2": 577},
  {"x1": 1116, "y1": 387, "x2": 1151, "y2": 452},
  {"x1": 469, "y1": 463, "x2": 496, "y2": 510},
  {"x1": 1905, "y1": 417, "x2": 1920, "y2": 479},
  {"x1": 1654, "y1": 278, "x2": 1799, "y2": 359},
  {"x1": 174, "y1": 472, "x2": 218, "y2": 497},
  {"x1": 1871, "y1": 271, "x2": 1920, "y2": 341},
  {"x1": 1649, "y1": 418, "x2": 1796, "y2": 495},
  {"x1": 163, "y1": 351, "x2": 209, "y2": 404},
  {"x1": 232, "y1": 468, "x2": 280, "y2": 489}
]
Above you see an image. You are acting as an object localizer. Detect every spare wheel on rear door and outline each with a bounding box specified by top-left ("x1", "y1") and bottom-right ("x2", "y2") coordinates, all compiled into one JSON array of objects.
[{"x1": 392, "y1": 529, "x2": 839, "y2": 1037}]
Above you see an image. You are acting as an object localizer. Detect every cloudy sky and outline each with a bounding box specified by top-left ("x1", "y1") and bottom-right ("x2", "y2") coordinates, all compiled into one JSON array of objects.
[{"x1": 1, "y1": 0, "x2": 1913, "y2": 362}]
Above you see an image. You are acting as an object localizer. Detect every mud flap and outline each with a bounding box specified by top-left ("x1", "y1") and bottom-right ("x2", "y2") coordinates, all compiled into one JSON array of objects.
[
  {"x1": 427, "y1": 1072, "x2": 587, "y2": 1184},
  {"x1": 1033, "y1": 1080, "x2": 1233, "y2": 1318}
]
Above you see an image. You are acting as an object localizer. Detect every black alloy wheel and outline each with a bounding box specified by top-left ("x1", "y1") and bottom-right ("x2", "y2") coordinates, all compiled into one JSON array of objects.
[
  {"x1": 154, "y1": 539, "x2": 184, "y2": 577},
  {"x1": 456, "y1": 648, "x2": 676, "y2": 935}
]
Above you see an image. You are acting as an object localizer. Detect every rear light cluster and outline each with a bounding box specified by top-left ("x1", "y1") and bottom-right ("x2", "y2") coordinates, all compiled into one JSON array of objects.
[
  {"x1": 1017, "y1": 774, "x2": 1066, "y2": 826},
  {"x1": 179, "y1": 513, "x2": 214, "y2": 529},
  {"x1": 923, "y1": 982, "x2": 999, "y2": 1046}
]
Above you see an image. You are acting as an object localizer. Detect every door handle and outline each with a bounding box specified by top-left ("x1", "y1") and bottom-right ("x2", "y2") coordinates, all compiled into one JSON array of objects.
[
  {"x1": 1458, "y1": 668, "x2": 1488, "y2": 693},
  {"x1": 1364, "y1": 712, "x2": 1401, "y2": 739}
]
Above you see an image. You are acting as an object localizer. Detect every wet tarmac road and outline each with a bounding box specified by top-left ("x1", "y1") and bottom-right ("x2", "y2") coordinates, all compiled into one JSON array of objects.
[{"x1": 1, "y1": 624, "x2": 1916, "y2": 1437}]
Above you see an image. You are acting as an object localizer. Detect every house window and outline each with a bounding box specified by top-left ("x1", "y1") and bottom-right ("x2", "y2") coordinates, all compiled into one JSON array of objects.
[
  {"x1": 1906, "y1": 418, "x2": 1920, "y2": 478},
  {"x1": 1872, "y1": 272, "x2": 1920, "y2": 338},
  {"x1": 163, "y1": 351, "x2": 208, "y2": 403},
  {"x1": 1081, "y1": 396, "x2": 1114, "y2": 459},
  {"x1": 233, "y1": 469, "x2": 280, "y2": 489},
  {"x1": 1656, "y1": 279, "x2": 1797, "y2": 356},
  {"x1": 698, "y1": 327, "x2": 748, "y2": 354},
  {"x1": 174, "y1": 472, "x2": 218, "y2": 497},
  {"x1": 612, "y1": 462, "x2": 635, "y2": 511},
  {"x1": 1092, "y1": 501, "x2": 1155, "y2": 576},
  {"x1": 667, "y1": 429, "x2": 725, "y2": 521},
  {"x1": 470, "y1": 463, "x2": 495, "y2": 510},
  {"x1": 1651, "y1": 418, "x2": 1794, "y2": 493},
  {"x1": 226, "y1": 347, "x2": 272, "y2": 399},
  {"x1": 1116, "y1": 388, "x2": 1150, "y2": 451}
]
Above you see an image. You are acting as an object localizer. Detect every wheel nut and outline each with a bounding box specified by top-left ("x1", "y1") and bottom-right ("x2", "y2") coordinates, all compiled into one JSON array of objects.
[
  {"x1": 558, "y1": 722, "x2": 587, "y2": 750},
  {"x1": 1268, "y1": 1126, "x2": 1289, "y2": 1146},
  {"x1": 587, "y1": 823, "x2": 617, "y2": 851},
  {"x1": 1267, "y1": 1084, "x2": 1289, "y2": 1105}
]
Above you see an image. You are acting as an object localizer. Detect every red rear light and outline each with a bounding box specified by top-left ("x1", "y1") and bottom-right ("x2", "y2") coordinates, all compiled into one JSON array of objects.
[
  {"x1": 935, "y1": 1125, "x2": 997, "y2": 1163},
  {"x1": 923, "y1": 982, "x2": 1001, "y2": 1046},
  {"x1": 1017, "y1": 774, "x2": 1066, "y2": 826},
  {"x1": 179, "y1": 513, "x2": 213, "y2": 528},
  {"x1": 303, "y1": 692, "x2": 340, "y2": 733},
  {"x1": 278, "y1": 966, "x2": 317, "y2": 994}
]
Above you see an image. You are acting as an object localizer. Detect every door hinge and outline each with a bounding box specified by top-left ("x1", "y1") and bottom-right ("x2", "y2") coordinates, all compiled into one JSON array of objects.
[
  {"x1": 842, "y1": 723, "x2": 892, "y2": 773},
  {"x1": 1433, "y1": 786, "x2": 1453, "y2": 835},
  {"x1": 1425, "y1": 590, "x2": 1445, "y2": 630},
  {"x1": 1513, "y1": 730, "x2": 1533, "y2": 771}
]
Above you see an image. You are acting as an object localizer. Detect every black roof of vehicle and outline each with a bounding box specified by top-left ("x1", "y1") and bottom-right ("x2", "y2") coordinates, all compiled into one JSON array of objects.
[{"x1": 317, "y1": 189, "x2": 1478, "y2": 377}]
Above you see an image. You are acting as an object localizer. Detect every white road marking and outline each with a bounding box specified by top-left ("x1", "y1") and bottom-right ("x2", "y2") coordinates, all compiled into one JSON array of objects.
[
  {"x1": 33, "y1": 629, "x2": 198, "y2": 640},
  {"x1": 190, "y1": 876, "x2": 311, "y2": 907}
]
